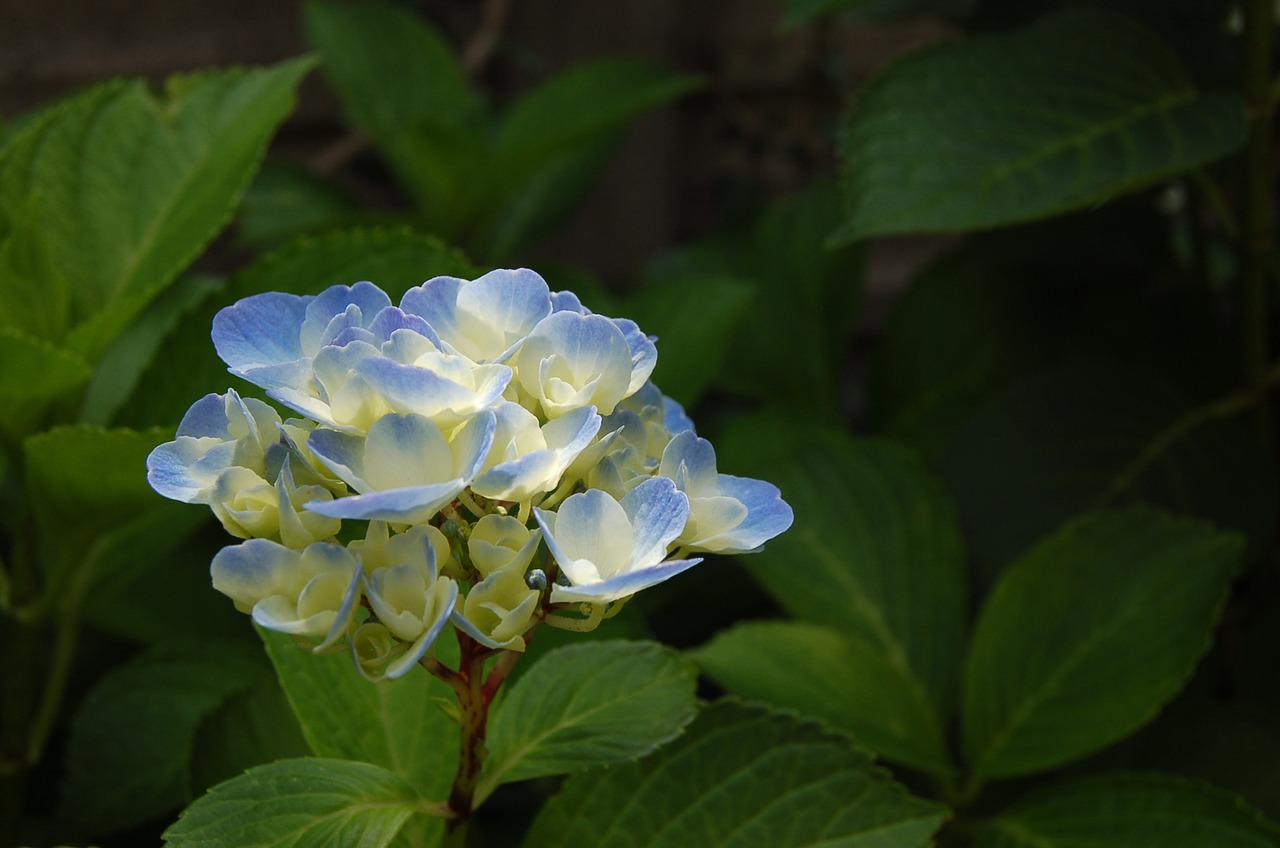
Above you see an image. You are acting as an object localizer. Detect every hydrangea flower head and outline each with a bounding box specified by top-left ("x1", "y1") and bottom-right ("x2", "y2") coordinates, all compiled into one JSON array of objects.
[{"x1": 148, "y1": 268, "x2": 792, "y2": 679}]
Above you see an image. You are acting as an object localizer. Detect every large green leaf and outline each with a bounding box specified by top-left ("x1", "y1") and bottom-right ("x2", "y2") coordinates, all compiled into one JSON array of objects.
[
  {"x1": 0, "y1": 194, "x2": 69, "y2": 341},
  {"x1": 962, "y1": 507, "x2": 1242, "y2": 780},
  {"x1": 22, "y1": 425, "x2": 171, "y2": 596},
  {"x1": 834, "y1": 9, "x2": 1247, "y2": 239},
  {"x1": 477, "y1": 640, "x2": 698, "y2": 802},
  {"x1": 734, "y1": 429, "x2": 967, "y2": 758},
  {"x1": 626, "y1": 274, "x2": 753, "y2": 406},
  {"x1": 164, "y1": 759, "x2": 424, "y2": 848},
  {"x1": 79, "y1": 273, "x2": 224, "y2": 427},
  {"x1": 0, "y1": 329, "x2": 92, "y2": 444},
  {"x1": 692, "y1": 620, "x2": 955, "y2": 774},
  {"x1": 645, "y1": 180, "x2": 863, "y2": 410},
  {"x1": 496, "y1": 58, "x2": 702, "y2": 168},
  {"x1": 303, "y1": 0, "x2": 484, "y2": 221},
  {"x1": 0, "y1": 58, "x2": 313, "y2": 360},
  {"x1": 59, "y1": 644, "x2": 264, "y2": 834},
  {"x1": 524, "y1": 700, "x2": 948, "y2": 848},
  {"x1": 236, "y1": 161, "x2": 368, "y2": 249},
  {"x1": 259, "y1": 629, "x2": 458, "y2": 802},
  {"x1": 122, "y1": 227, "x2": 474, "y2": 429},
  {"x1": 970, "y1": 773, "x2": 1280, "y2": 848},
  {"x1": 189, "y1": 671, "x2": 311, "y2": 793}
]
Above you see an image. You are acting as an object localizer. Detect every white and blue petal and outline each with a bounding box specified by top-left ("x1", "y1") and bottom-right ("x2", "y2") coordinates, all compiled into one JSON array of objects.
[
  {"x1": 212, "y1": 292, "x2": 310, "y2": 384},
  {"x1": 516, "y1": 311, "x2": 634, "y2": 418},
  {"x1": 705, "y1": 474, "x2": 794, "y2": 553},
  {"x1": 549, "y1": 557, "x2": 701, "y2": 604},
  {"x1": 471, "y1": 403, "x2": 601, "y2": 501},
  {"x1": 401, "y1": 269, "x2": 551, "y2": 364},
  {"x1": 306, "y1": 412, "x2": 495, "y2": 524},
  {"x1": 619, "y1": 476, "x2": 691, "y2": 569}
]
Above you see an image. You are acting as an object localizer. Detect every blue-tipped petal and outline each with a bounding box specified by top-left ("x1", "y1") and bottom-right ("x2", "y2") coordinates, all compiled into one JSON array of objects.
[
  {"x1": 308, "y1": 428, "x2": 369, "y2": 491},
  {"x1": 471, "y1": 405, "x2": 600, "y2": 501},
  {"x1": 367, "y1": 306, "x2": 441, "y2": 348},
  {"x1": 355, "y1": 356, "x2": 511, "y2": 424},
  {"x1": 175, "y1": 393, "x2": 233, "y2": 439},
  {"x1": 710, "y1": 474, "x2": 795, "y2": 553},
  {"x1": 210, "y1": 538, "x2": 295, "y2": 612},
  {"x1": 385, "y1": 580, "x2": 458, "y2": 679},
  {"x1": 550, "y1": 557, "x2": 702, "y2": 604},
  {"x1": 400, "y1": 276, "x2": 464, "y2": 340},
  {"x1": 213, "y1": 292, "x2": 309, "y2": 374},
  {"x1": 550, "y1": 290, "x2": 590, "y2": 314},
  {"x1": 659, "y1": 430, "x2": 719, "y2": 494},
  {"x1": 316, "y1": 564, "x2": 365, "y2": 652},
  {"x1": 620, "y1": 476, "x2": 690, "y2": 568},
  {"x1": 612, "y1": 317, "x2": 658, "y2": 397},
  {"x1": 300, "y1": 282, "x2": 391, "y2": 351},
  {"x1": 305, "y1": 480, "x2": 467, "y2": 524},
  {"x1": 147, "y1": 438, "x2": 235, "y2": 503}
]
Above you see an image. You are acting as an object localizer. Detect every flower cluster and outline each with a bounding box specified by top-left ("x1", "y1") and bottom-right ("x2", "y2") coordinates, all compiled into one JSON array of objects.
[{"x1": 147, "y1": 269, "x2": 792, "y2": 679}]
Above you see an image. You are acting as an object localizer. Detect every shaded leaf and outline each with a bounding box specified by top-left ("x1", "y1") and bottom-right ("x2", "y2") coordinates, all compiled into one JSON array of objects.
[
  {"x1": 164, "y1": 759, "x2": 423, "y2": 848},
  {"x1": 733, "y1": 429, "x2": 967, "y2": 760},
  {"x1": 970, "y1": 772, "x2": 1280, "y2": 848},
  {"x1": 60, "y1": 644, "x2": 262, "y2": 834},
  {"x1": 303, "y1": 0, "x2": 483, "y2": 218},
  {"x1": 962, "y1": 506, "x2": 1242, "y2": 780},
  {"x1": 835, "y1": 9, "x2": 1246, "y2": 239},
  {"x1": 626, "y1": 274, "x2": 753, "y2": 406},
  {"x1": 189, "y1": 673, "x2": 311, "y2": 793},
  {"x1": 236, "y1": 161, "x2": 367, "y2": 249},
  {"x1": 938, "y1": 361, "x2": 1276, "y2": 587},
  {"x1": 22, "y1": 425, "x2": 171, "y2": 595},
  {"x1": 693, "y1": 620, "x2": 955, "y2": 774},
  {"x1": 478, "y1": 640, "x2": 698, "y2": 802},
  {"x1": 524, "y1": 700, "x2": 948, "y2": 848}
]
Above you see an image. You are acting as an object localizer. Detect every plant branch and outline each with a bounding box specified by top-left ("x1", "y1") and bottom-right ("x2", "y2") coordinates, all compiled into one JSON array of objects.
[
  {"x1": 1095, "y1": 358, "x2": 1280, "y2": 509},
  {"x1": 462, "y1": 0, "x2": 513, "y2": 78}
]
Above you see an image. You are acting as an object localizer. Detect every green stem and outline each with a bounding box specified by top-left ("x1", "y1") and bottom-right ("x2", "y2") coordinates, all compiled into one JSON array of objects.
[
  {"x1": 1239, "y1": 0, "x2": 1275, "y2": 440},
  {"x1": 1094, "y1": 358, "x2": 1280, "y2": 510}
]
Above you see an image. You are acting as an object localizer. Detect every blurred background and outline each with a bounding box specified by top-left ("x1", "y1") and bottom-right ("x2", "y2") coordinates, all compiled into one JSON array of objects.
[{"x1": 0, "y1": 0, "x2": 950, "y2": 333}]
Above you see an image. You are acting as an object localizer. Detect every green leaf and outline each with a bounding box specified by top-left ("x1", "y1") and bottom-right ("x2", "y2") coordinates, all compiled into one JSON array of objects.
[
  {"x1": 189, "y1": 673, "x2": 311, "y2": 793},
  {"x1": 79, "y1": 273, "x2": 224, "y2": 426},
  {"x1": 733, "y1": 429, "x2": 966, "y2": 770},
  {"x1": 478, "y1": 640, "x2": 698, "y2": 802},
  {"x1": 649, "y1": 181, "x2": 862, "y2": 409},
  {"x1": 524, "y1": 700, "x2": 948, "y2": 848},
  {"x1": 970, "y1": 773, "x2": 1280, "y2": 848},
  {"x1": 834, "y1": 9, "x2": 1247, "y2": 240},
  {"x1": 0, "y1": 328, "x2": 92, "y2": 443},
  {"x1": 59, "y1": 644, "x2": 262, "y2": 834},
  {"x1": 962, "y1": 506, "x2": 1242, "y2": 780},
  {"x1": 236, "y1": 161, "x2": 366, "y2": 249},
  {"x1": 120, "y1": 227, "x2": 475, "y2": 429},
  {"x1": 304, "y1": 0, "x2": 483, "y2": 217},
  {"x1": 259, "y1": 628, "x2": 458, "y2": 802},
  {"x1": 780, "y1": 0, "x2": 976, "y2": 29},
  {"x1": 626, "y1": 274, "x2": 753, "y2": 406},
  {"x1": 0, "y1": 58, "x2": 313, "y2": 360},
  {"x1": 497, "y1": 58, "x2": 701, "y2": 166},
  {"x1": 22, "y1": 425, "x2": 171, "y2": 594},
  {"x1": 0, "y1": 194, "x2": 69, "y2": 341},
  {"x1": 692, "y1": 620, "x2": 955, "y2": 775},
  {"x1": 79, "y1": 510, "x2": 241, "y2": 645},
  {"x1": 164, "y1": 758, "x2": 424, "y2": 848},
  {"x1": 478, "y1": 59, "x2": 700, "y2": 261}
]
